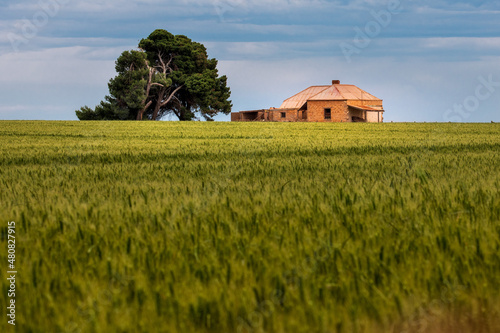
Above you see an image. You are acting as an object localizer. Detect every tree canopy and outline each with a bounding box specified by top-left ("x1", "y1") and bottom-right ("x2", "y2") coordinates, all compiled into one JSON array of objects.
[{"x1": 76, "y1": 29, "x2": 232, "y2": 121}]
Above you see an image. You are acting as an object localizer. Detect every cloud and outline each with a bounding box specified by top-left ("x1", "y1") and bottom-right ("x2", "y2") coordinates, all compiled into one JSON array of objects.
[
  {"x1": 204, "y1": 36, "x2": 500, "y2": 63},
  {"x1": 0, "y1": 45, "x2": 122, "y2": 84},
  {"x1": 0, "y1": 101, "x2": 87, "y2": 120}
]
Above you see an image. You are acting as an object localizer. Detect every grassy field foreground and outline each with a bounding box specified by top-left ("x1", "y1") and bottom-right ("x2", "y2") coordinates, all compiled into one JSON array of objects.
[{"x1": 1, "y1": 121, "x2": 499, "y2": 333}]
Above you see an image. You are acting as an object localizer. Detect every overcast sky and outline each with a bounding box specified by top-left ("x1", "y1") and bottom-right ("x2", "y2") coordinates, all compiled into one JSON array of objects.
[{"x1": 1, "y1": 0, "x2": 499, "y2": 122}]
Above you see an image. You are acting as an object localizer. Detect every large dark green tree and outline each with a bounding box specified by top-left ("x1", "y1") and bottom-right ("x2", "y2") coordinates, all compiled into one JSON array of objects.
[{"x1": 76, "y1": 29, "x2": 232, "y2": 121}]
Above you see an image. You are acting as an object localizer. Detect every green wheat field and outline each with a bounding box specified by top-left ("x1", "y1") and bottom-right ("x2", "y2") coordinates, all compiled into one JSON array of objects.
[{"x1": 1, "y1": 121, "x2": 499, "y2": 333}]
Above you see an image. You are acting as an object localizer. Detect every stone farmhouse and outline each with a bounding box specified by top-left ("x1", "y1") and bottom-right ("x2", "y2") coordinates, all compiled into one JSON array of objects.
[{"x1": 231, "y1": 80, "x2": 384, "y2": 123}]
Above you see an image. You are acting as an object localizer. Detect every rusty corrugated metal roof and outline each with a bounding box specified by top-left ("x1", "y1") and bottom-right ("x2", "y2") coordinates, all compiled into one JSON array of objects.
[
  {"x1": 336, "y1": 85, "x2": 380, "y2": 101},
  {"x1": 279, "y1": 83, "x2": 382, "y2": 109},
  {"x1": 279, "y1": 86, "x2": 330, "y2": 109},
  {"x1": 308, "y1": 86, "x2": 345, "y2": 101}
]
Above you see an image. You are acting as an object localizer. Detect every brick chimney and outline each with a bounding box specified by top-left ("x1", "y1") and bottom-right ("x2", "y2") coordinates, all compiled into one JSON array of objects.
[{"x1": 332, "y1": 80, "x2": 340, "y2": 85}]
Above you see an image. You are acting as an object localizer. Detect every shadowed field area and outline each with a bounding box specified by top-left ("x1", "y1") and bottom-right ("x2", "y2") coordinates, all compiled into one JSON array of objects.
[{"x1": 1, "y1": 121, "x2": 499, "y2": 333}]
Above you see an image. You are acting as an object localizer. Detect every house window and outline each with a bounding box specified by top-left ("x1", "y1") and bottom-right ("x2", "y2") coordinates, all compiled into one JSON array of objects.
[
  {"x1": 324, "y1": 108, "x2": 331, "y2": 120},
  {"x1": 281, "y1": 112, "x2": 286, "y2": 119}
]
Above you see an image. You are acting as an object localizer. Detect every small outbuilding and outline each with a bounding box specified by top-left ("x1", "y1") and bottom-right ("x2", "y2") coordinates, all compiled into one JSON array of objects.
[{"x1": 231, "y1": 80, "x2": 384, "y2": 123}]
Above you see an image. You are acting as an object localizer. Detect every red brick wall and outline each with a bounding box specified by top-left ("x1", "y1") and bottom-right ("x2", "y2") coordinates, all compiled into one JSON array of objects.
[
  {"x1": 306, "y1": 101, "x2": 349, "y2": 122},
  {"x1": 231, "y1": 112, "x2": 241, "y2": 121},
  {"x1": 269, "y1": 109, "x2": 299, "y2": 122},
  {"x1": 232, "y1": 100, "x2": 383, "y2": 123}
]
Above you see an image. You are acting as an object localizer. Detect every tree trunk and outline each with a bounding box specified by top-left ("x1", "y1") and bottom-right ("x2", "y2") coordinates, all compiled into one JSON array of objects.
[
  {"x1": 137, "y1": 54, "x2": 183, "y2": 121},
  {"x1": 152, "y1": 85, "x2": 184, "y2": 120},
  {"x1": 152, "y1": 100, "x2": 162, "y2": 120},
  {"x1": 136, "y1": 66, "x2": 155, "y2": 120},
  {"x1": 137, "y1": 109, "x2": 144, "y2": 120},
  {"x1": 137, "y1": 100, "x2": 152, "y2": 120}
]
